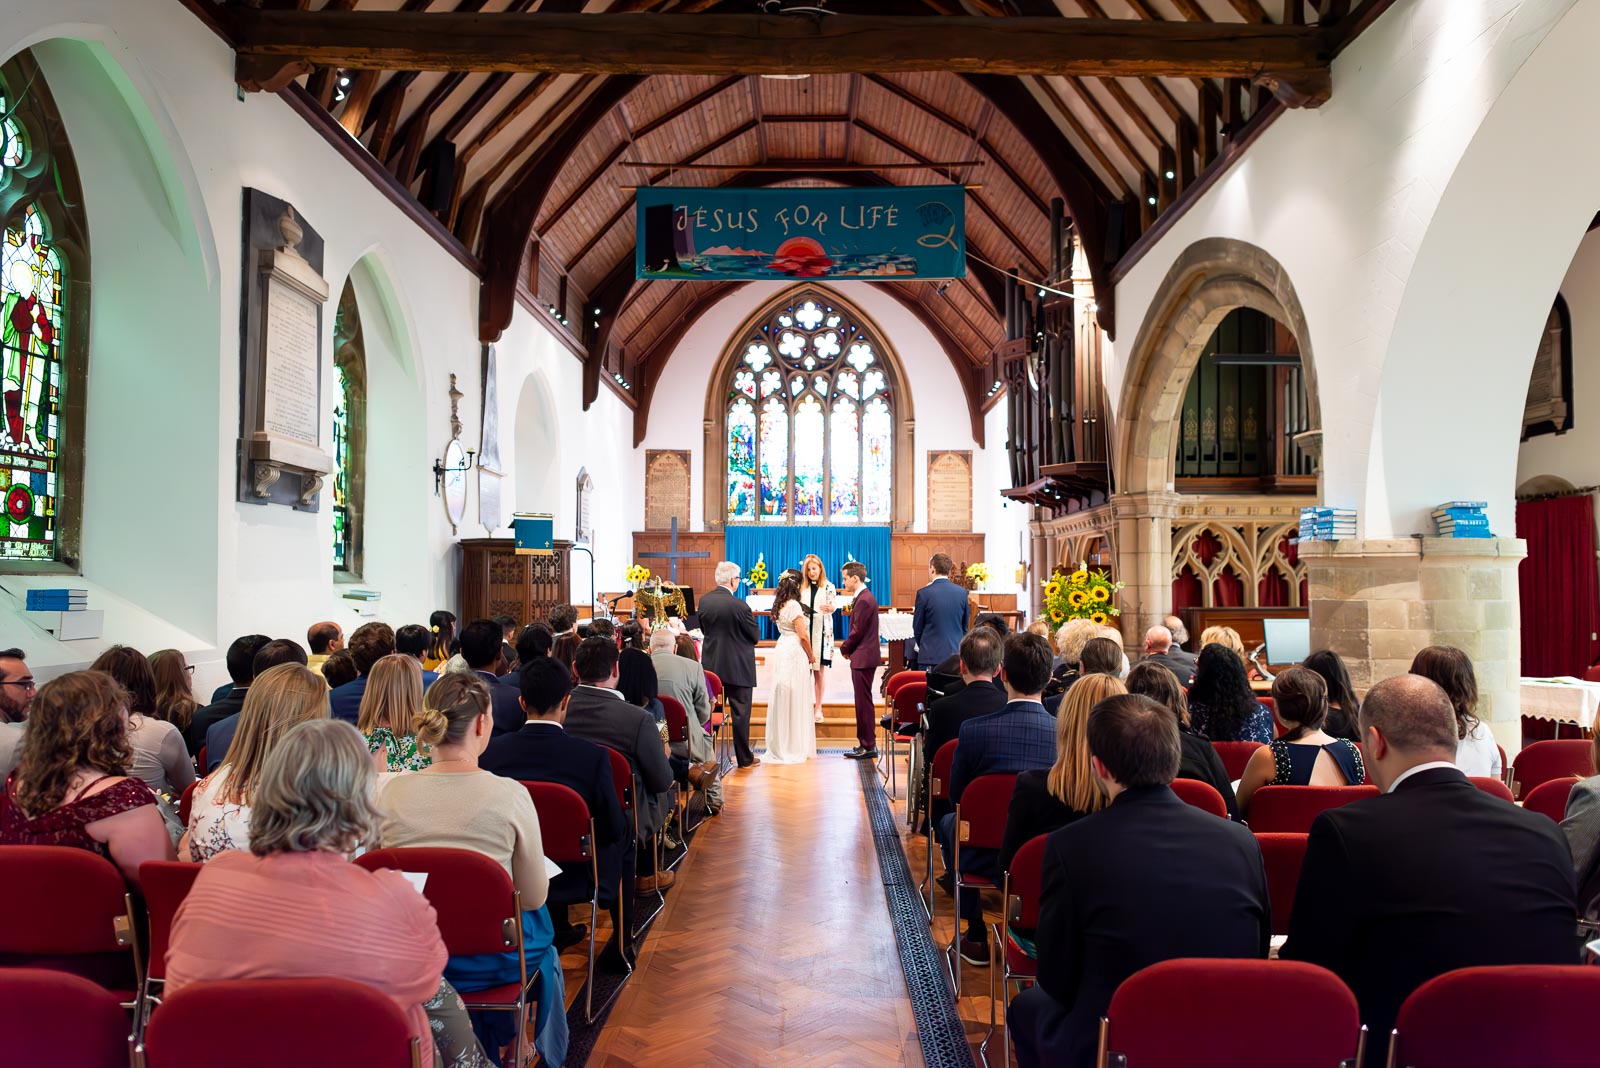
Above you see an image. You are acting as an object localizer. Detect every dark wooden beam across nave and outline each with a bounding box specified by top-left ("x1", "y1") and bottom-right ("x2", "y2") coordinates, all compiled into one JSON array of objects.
[{"x1": 233, "y1": 11, "x2": 1333, "y2": 104}]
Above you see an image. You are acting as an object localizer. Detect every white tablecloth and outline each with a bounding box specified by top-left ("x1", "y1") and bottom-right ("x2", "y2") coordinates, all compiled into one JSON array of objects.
[
  {"x1": 879, "y1": 612, "x2": 915, "y2": 643},
  {"x1": 1519, "y1": 677, "x2": 1600, "y2": 728}
]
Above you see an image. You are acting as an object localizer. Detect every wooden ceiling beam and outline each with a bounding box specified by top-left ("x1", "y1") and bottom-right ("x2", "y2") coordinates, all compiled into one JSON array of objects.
[
  {"x1": 1032, "y1": 77, "x2": 1131, "y2": 201},
  {"x1": 456, "y1": 75, "x2": 598, "y2": 240},
  {"x1": 232, "y1": 12, "x2": 1333, "y2": 86}
]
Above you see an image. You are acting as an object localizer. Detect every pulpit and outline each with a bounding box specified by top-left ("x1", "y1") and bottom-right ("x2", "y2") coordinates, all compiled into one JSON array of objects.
[{"x1": 459, "y1": 538, "x2": 573, "y2": 625}]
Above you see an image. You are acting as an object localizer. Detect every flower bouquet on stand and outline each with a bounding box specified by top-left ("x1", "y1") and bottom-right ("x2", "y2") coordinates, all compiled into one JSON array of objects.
[
  {"x1": 1042, "y1": 563, "x2": 1124, "y2": 627},
  {"x1": 965, "y1": 562, "x2": 991, "y2": 591},
  {"x1": 745, "y1": 557, "x2": 769, "y2": 590}
]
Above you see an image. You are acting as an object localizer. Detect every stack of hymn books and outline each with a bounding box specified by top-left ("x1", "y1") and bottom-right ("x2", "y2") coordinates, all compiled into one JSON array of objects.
[
  {"x1": 26, "y1": 588, "x2": 88, "y2": 611},
  {"x1": 1298, "y1": 507, "x2": 1357, "y2": 542},
  {"x1": 1432, "y1": 501, "x2": 1491, "y2": 538}
]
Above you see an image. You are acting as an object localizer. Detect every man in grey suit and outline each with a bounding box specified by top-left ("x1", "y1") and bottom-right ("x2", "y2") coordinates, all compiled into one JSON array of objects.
[
  {"x1": 651, "y1": 627, "x2": 721, "y2": 811},
  {"x1": 564, "y1": 636, "x2": 678, "y2": 893},
  {"x1": 699, "y1": 560, "x2": 762, "y2": 769},
  {"x1": 912, "y1": 553, "x2": 969, "y2": 671}
]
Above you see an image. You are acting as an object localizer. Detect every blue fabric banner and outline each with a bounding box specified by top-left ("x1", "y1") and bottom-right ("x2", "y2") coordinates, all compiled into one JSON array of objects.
[
  {"x1": 635, "y1": 186, "x2": 966, "y2": 282},
  {"x1": 723, "y1": 525, "x2": 892, "y2": 641}
]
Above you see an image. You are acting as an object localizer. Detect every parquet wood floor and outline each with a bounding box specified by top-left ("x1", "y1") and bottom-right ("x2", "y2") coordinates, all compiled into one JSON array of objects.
[{"x1": 583, "y1": 756, "x2": 923, "y2": 1068}]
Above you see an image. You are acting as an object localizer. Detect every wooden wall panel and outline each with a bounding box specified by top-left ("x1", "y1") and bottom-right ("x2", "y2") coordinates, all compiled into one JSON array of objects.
[
  {"x1": 889, "y1": 532, "x2": 985, "y2": 607},
  {"x1": 460, "y1": 538, "x2": 573, "y2": 627},
  {"x1": 631, "y1": 531, "x2": 726, "y2": 598}
]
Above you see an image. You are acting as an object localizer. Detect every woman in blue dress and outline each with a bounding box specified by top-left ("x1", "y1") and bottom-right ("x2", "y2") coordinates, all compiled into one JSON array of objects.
[
  {"x1": 1186, "y1": 643, "x2": 1275, "y2": 745},
  {"x1": 1236, "y1": 665, "x2": 1365, "y2": 815}
]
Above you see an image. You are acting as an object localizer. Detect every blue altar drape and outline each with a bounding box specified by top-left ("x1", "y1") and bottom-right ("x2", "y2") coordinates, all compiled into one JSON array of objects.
[{"x1": 723, "y1": 525, "x2": 892, "y2": 641}]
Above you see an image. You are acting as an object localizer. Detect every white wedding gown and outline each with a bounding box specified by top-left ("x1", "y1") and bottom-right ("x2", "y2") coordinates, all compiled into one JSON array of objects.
[{"x1": 764, "y1": 600, "x2": 818, "y2": 764}]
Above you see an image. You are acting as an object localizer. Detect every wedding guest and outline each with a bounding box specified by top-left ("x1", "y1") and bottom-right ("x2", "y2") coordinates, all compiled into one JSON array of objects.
[
  {"x1": 459, "y1": 618, "x2": 524, "y2": 737},
  {"x1": 651, "y1": 628, "x2": 720, "y2": 809},
  {"x1": 1047, "y1": 637, "x2": 1121, "y2": 714},
  {"x1": 204, "y1": 638, "x2": 309, "y2": 772},
  {"x1": 1139, "y1": 625, "x2": 1195, "y2": 685},
  {"x1": 1045, "y1": 618, "x2": 1098, "y2": 703},
  {"x1": 358, "y1": 654, "x2": 431, "y2": 772},
  {"x1": 187, "y1": 634, "x2": 271, "y2": 753},
  {"x1": 547, "y1": 604, "x2": 578, "y2": 638},
  {"x1": 322, "y1": 649, "x2": 359, "y2": 690},
  {"x1": 90, "y1": 646, "x2": 195, "y2": 799},
  {"x1": 699, "y1": 561, "x2": 761, "y2": 769},
  {"x1": 0, "y1": 671, "x2": 174, "y2": 885},
  {"x1": 619, "y1": 619, "x2": 648, "y2": 653},
  {"x1": 0, "y1": 647, "x2": 33, "y2": 779},
  {"x1": 1125, "y1": 660, "x2": 1238, "y2": 820},
  {"x1": 923, "y1": 627, "x2": 1008, "y2": 826},
  {"x1": 306, "y1": 621, "x2": 343, "y2": 673},
  {"x1": 1409, "y1": 645, "x2": 1502, "y2": 779},
  {"x1": 493, "y1": 614, "x2": 519, "y2": 668},
  {"x1": 425, "y1": 610, "x2": 457, "y2": 672},
  {"x1": 587, "y1": 619, "x2": 617, "y2": 641},
  {"x1": 166, "y1": 719, "x2": 482, "y2": 1068},
  {"x1": 499, "y1": 622, "x2": 554, "y2": 692},
  {"x1": 1200, "y1": 624, "x2": 1247, "y2": 659},
  {"x1": 150, "y1": 649, "x2": 200, "y2": 736},
  {"x1": 1187, "y1": 645, "x2": 1273, "y2": 744},
  {"x1": 395, "y1": 623, "x2": 431, "y2": 663},
  {"x1": 674, "y1": 633, "x2": 699, "y2": 661},
  {"x1": 551, "y1": 634, "x2": 581, "y2": 677},
  {"x1": 618, "y1": 647, "x2": 666, "y2": 725},
  {"x1": 331, "y1": 623, "x2": 438, "y2": 725},
  {"x1": 1560, "y1": 728, "x2": 1600, "y2": 917},
  {"x1": 1163, "y1": 615, "x2": 1191, "y2": 651},
  {"x1": 1236, "y1": 666, "x2": 1365, "y2": 815},
  {"x1": 912, "y1": 553, "x2": 968, "y2": 671},
  {"x1": 182, "y1": 663, "x2": 328, "y2": 861},
  {"x1": 1304, "y1": 649, "x2": 1362, "y2": 741}
]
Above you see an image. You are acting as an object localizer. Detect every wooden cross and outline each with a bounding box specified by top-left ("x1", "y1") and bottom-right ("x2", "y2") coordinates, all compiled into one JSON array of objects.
[{"x1": 637, "y1": 516, "x2": 710, "y2": 585}]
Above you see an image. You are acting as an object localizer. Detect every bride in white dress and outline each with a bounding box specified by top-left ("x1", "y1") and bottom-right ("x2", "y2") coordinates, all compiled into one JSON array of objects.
[{"x1": 764, "y1": 572, "x2": 818, "y2": 764}]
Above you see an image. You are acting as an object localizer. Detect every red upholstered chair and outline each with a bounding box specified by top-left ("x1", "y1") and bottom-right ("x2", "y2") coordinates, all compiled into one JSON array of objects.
[
  {"x1": 599, "y1": 745, "x2": 653, "y2": 938},
  {"x1": 1212, "y1": 740, "x2": 1266, "y2": 781},
  {"x1": 141, "y1": 977, "x2": 422, "y2": 1067},
  {"x1": 948, "y1": 772, "x2": 1018, "y2": 997},
  {"x1": 0, "y1": 846, "x2": 142, "y2": 1003},
  {"x1": 1097, "y1": 959, "x2": 1365, "y2": 1068},
  {"x1": 1497, "y1": 744, "x2": 1509, "y2": 786},
  {"x1": 0, "y1": 968, "x2": 130, "y2": 1068},
  {"x1": 703, "y1": 670, "x2": 727, "y2": 770},
  {"x1": 520, "y1": 780, "x2": 614, "y2": 1022},
  {"x1": 884, "y1": 669, "x2": 923, "y2": 703},
  {"x1": 921, "y1": 739, "x2": 958, "y2": 918},
  {"x1": 1583, "y1": 664, "x2": 1600, "y2": 684},
  {"x1": 136, "y1": 861, "x2": 201, "y2": 1030},
  {"x1": 659, "y1": 694, "x2": 706, "y2": 835},
  {"x1": 1511, "y1": 739, "x2": 1595, "y2": 800},
  {"x1": 1254, "y1": 833, "x2": 1309, "y2": 937},
  {"x1": 1245, "y1": 785, "x2": 1379, "y2": 833},
  {"x1": 1522, "y1": 776, "x2": 1580, "y2": 823},
  {"x1": 882, "y1": 679, "x2": 927, "y2": 800},
  {"x1": 1466, "y1": 776, "x2": 1515, "y2": 803},
  {"x1": 1387, "y1": 965, "x2": 1600, "y2": 1068},
  {"x1": 356, "y1": 847, "x2": 538, "y2": 1064},
  {"x1": 176, "y1": 780, "x2": 199, "y2": 827},
  {"x1": 984, "y1": 833, "x2": 1048, "y2": 1067},
  {"x1": 195, "y1": 746, "x2": 207, "y2": 777},
  {"x1": 1171, "y1": 777, "x2": 1228, "y2": 818}
]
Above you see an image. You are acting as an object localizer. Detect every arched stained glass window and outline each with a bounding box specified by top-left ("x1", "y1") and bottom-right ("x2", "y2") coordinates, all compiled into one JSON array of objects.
[
  {"x1": 0, "y1": 59, "x2": 87, "y2": 566},
  {"x1": 724, "y1": 295, "x2": 893, "y2": 524},
  {"x1": 331, "y1": 280, "x2": 366, "y2": 577}
]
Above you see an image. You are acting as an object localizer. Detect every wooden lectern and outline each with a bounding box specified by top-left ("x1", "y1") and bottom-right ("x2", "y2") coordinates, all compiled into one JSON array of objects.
[{"x1": 460, "y1": 538, "x2": 572, "y2": 625}]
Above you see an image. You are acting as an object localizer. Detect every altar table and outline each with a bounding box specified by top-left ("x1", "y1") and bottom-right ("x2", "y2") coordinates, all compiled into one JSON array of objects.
[{"x1": 1520, "y1": 677, "x2": 1600, "y2": 730}]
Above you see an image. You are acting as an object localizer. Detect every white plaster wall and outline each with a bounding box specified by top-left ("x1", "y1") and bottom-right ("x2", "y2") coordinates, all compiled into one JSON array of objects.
[
  {"x1": 1, "y1": 0, "x2": 633, "y2": 686},
  {"x1": 1107, "y1": 0, "x2": 1586, "y2": 538}
]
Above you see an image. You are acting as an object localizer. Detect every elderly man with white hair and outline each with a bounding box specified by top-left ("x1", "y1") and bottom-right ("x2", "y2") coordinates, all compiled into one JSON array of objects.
[
  {"x1": 699, "y1": 561, "x2": 762, "y2": 769},
  {"x1": 651, "y1": 626, "x2": 722, "y2": 811},
  {"x1": 1141, "y1": 623, "x2": 1198, "y2": 686}
]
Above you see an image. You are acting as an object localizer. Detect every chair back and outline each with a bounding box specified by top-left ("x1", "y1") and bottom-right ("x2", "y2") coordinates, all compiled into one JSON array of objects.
[
  {"x1": 0, "y1": 967, "x2": 129, "y2": 1068},
  {"x1": 1583, "y1": 664, "x2": 1600, "y2": 684},
  {"x1": 143, "y1": 977, "x2": 421, "y2": 1068},
  {"x1": 1004, "y1": 834, "x2": 1049, "y2": 930},
  {"x1": 1099, "y1": 959, "x2": 1362, "y2": 1067},
  {"x1": 659, "y1": 694, "x2": 689, "y2": 744},
  {"x1": 894, "y1": 680, "x2": 928, "y2": 728},
  {"x1": 196, "y1": 746, "x2": 207, "y2": 776},
  {"x1": 177, "y1": 780, "x2": 199, "y2": 826},
  {"x1": 1246, "y1": 785, "x2": 1379, "y2": 833},
  {"x1": 1212, "y1": 740, "x2": 1266, "y2": 781},
  {"x1": 356, "y1": 847, "x2": 519, "y2": 957},
  {"x1": 1170, "y1": 777, "x2": 1228, "y2": 818},
  {"x1": 1512, "y1": 739, "x2": 1595, "y2": 800},
  {"x1": 1389, "y1": 965, "x2": 1600, "y2": 1067},
  {"x1": 0, "y1": 846, "x2": 138, "y2": 976},
  {"x1": 1254, "y1": 833, "x2": 1309, "y2": 937},
  {"x1": 602, "y1": 745, "x2": 634, "y2": 812},
  {"x1": 703, "y1": 670, "x2": 723, "y2": 705},
  {"x1": 884, "y1": 670, "x2": 922, "y2": 700},
  {"x1": 139, "y1": 862, "x2": 201, "y2": 982},
  {"x1": 956, "y1": 773, "x2": 1017, "y2": 850},
  {"x1": 1522, "y1": 776, "x2": 1580, "y2": 823},
  {"x1": 519, "y1": 780, "x2": 596, "y2": 866},
  {"x1": 930, "y1": 740, "x2": 957, "y2": 800},
  {"x1": 1467, "y1": 776, "x2": 1514, "y2": 803}
]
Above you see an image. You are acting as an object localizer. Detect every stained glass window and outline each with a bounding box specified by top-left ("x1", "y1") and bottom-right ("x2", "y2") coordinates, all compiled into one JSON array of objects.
[
  {"x1": 330, "y1": 281, "x2": 366, "y2": 576},
  {"x1": 331, "y1": 364, "x2": 351, "y2": 569},
  {"x1": 723, "y1": 294, "x2": 893, "y2": 524}
]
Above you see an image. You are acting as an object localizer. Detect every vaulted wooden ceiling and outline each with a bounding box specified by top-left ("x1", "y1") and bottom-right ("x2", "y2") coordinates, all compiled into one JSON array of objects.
[{"x1": 193, "y1": 0, "x2": 1384, "y2": 438}]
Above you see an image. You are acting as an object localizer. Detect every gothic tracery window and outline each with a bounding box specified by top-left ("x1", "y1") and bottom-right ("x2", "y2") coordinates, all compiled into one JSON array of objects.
[
  {"x1": 725, "y1": 295, "x2": 893, "y2": 524},
  {"x1": 331, "y1": 280, "x2": 366, "y2": 576}
]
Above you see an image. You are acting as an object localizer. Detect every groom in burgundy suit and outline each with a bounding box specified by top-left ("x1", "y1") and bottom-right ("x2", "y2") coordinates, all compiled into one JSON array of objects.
[{"x1": 839, "y1": 561, "x2": 882, "y2": 759}]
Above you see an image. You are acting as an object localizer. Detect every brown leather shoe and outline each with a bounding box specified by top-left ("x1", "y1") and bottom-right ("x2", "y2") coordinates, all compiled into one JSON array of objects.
[
  {"x1": 740, "y1": 756, "x2": 762, "y2": 769},
  {"x1": 635, "y1": 869, "x2": 677, "y2": 894}
]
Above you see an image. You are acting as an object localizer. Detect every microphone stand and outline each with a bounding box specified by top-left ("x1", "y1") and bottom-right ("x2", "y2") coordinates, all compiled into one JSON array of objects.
[{"x1": 569, "y1": 543, "x2": 600, "y2": 621}]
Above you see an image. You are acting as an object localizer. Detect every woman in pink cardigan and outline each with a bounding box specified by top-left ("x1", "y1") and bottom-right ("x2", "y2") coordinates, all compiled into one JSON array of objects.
[{"x1": 165, "y1": 719, "x2": 486, "y2": 1066}]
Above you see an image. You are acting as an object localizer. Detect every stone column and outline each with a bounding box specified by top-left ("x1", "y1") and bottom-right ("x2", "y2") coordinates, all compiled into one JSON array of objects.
[
  {"x1": 1027, "y1": 517, "x2": 1051, "y2": 619},
  {"x1": 1110, "y1": 490, "x2": 1182, "y2": 644},
  {"x1": 1299, "y1": 537, "x2": 1526, "y2": 750}
]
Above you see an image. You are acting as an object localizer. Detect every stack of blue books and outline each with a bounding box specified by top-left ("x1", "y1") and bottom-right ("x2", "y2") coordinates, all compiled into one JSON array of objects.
[
  {"x1": 26, "y1": 588, "x2": 88, "y2": 612},
  {"x1": 1298, "y1": 507, "x2": 1357, "y2": 542},
  {"x1": 1433, "y1": 501, "x2": 1491, "y2": 538}
]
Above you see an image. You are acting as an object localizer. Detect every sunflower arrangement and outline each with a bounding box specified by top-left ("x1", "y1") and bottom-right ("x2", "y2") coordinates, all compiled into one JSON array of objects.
[
  {"x1": 1042, "y1": 563, "x2": 1123, "y2": 626},
  {"x1": 625, "y1": 563, "x2": 652, "y2": 587},
  {"x1": 747, "y1": 560, "x2": 769, "y2": 588}
]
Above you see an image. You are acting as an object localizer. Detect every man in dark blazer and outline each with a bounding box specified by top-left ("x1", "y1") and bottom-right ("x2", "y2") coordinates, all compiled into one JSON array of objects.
[
  {"x1": 328, "y1": 621, "x2": 438, "y2": 725},
  {"x1": 186, "y1": 633, "x2": 270, "y2": 754},
  {"x1": 481, "y1": 657, "x2": 633, "y2": 965},
  {"x1": 1282, "y1": 674, "x2": 1578, "y2": 1062},
  {"x1": 937, "y1": 631, "x2": 1059, "y2": 965},
  {"x1": 562, "y1": 636, "x2": 678, "y2": 893},
  {"x1": 458, "y1": 617, "x2": 527, "y2": 736},
  {"x1": 203, "y1": 638, "x2": 309, "y2": 772},
  {"x1": 1010, "y1": 694, "x2": 1270, "y2": 1068},
  {"x1": 497, "y1": 622, "x2": 553, "y2": 694},
  {"x1": 923, "y1": 626, "x2": 1008, "y2": 826},
  {"x1": 911, "y1": 553, "x2": 969, "y2": 671},
  {"x1": 838, "y1": 561, "x2": 882, "y2": 759},
  {"x1": 699, "y1": 561, "x2": 762, "y2": 768},
  {"x1": 1137, "y1": 624, "x2": 1197, "y2": 685}
]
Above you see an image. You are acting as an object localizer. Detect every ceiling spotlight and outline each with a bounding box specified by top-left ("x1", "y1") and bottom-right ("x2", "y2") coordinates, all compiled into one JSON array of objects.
[
  {"x1": 338, "y1": 75, "x2": 351, "y2": 88},
  {"x1": 1146, "y1": 196, "x2": 1157, "y2": 206},
  {"x1": 1164, "y1": 169, "x2": 1175, "y2": 180}
]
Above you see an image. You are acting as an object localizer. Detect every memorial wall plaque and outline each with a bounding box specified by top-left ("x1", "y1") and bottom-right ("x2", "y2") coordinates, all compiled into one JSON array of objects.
[
  {"x1": 927, "y1": 450, "x2": 973, "y2": 533},
  {"x1": 644, "y1": 450, "x2": 692, "y2": 531}
]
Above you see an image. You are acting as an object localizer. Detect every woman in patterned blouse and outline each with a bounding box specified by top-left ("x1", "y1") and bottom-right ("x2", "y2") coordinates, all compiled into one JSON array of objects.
[
  {"x1": 358, "y1": 654, "x2": 432, "y2": 772},
  {"x1": 181, "y1": 663, "x2": 328, "y2": 862}
]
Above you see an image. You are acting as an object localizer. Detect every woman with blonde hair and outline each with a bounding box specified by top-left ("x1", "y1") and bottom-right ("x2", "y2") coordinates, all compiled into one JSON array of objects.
[
  {"x1": 998, "y1": 673, "x2": 1127, "y2": 874},
  {"x1": 181, "y1": 662, "x2": 328, "y2": 862},
  {"x1": 359, "y1": 653, "x2": 430, "y2": 772},
  {"x1": 1200, "y1": 624, "x2": 1246, "y2": 659},
  {"x1": 798, "y1": 554, "x2": 836, "y2": 723},
  {"x1": 382, "y1": 673, "x2": 568, "y2": 1066}
]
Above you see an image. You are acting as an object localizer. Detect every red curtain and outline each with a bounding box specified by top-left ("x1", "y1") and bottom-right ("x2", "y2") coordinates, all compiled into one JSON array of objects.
[{"x1": 1517, "y1": 495, "x2": 1600, "y2": 677}]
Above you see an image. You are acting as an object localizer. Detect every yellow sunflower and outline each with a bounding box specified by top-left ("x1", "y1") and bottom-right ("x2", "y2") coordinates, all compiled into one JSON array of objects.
[
  {"x1": 1043, "y1": 579, "x2": 1062, "y2": 598},
  {"x1": 1049, "y1": 607, "x2": 1065, "y2": 623},
  {"x1": 1090, "y1": 586, "x2": 1110, "y2": 603},
  {"x1": 1069, "y1": 569, "x2": 1089, "y2": 587},
  {"x1": 1068, "y1": 589, "x2": 1089, "y2": 608},
  {"x1": 1090, "y1": 611, "x2": 1108, "y2": 625}
]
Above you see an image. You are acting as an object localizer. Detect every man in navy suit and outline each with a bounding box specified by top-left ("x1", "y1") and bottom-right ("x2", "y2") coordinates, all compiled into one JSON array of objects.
[
  {"x1": 937, "y1": 631, "x2": 1058, "y2": 965},
  {"x1": 481, "y1": 656, "x2": 632, "y2": 966},
  {"x1": 328, "y1": 621, "x2": 438, "y2": 724},
  {"x1": 838, "y1": 561, "x2": 882, "y2": 759},
  {"x1": 203, "y1": 638, "x2": 309, "y2": 772},
  {"x1": 912, "y1": 553, "x2": 969, "y2": 671},
  {"x1": 458, "y1": 617, "x2": 527, "y2": 736}
]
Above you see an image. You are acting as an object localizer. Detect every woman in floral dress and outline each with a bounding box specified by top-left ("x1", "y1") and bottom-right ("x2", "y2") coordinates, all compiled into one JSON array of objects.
[{"x1": 359, "y1": 653, "x2": 432, "y2": 772}]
